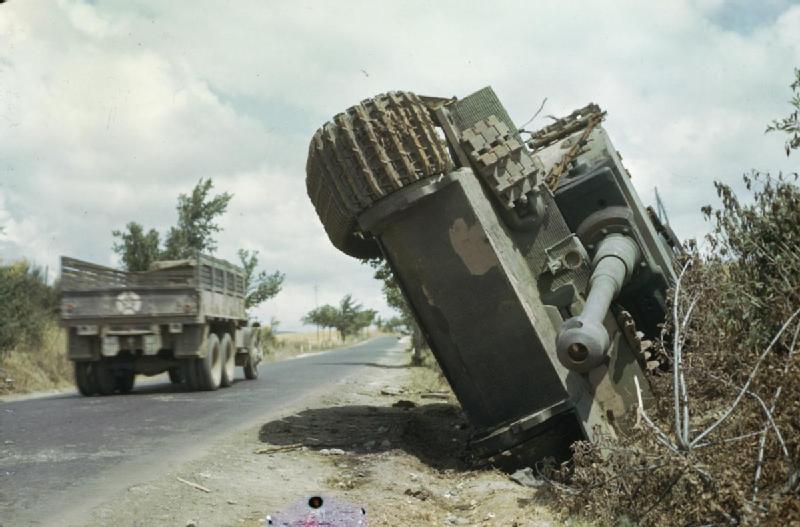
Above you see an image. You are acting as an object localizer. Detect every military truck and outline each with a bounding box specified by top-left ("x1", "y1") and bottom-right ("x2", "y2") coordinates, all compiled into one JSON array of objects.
[
  {"x1": 306, "y1": 89, "x2": 680, "y2": 467},
  {"x1": 59, "y1": 255, "x2": 263, "y2": 396}
]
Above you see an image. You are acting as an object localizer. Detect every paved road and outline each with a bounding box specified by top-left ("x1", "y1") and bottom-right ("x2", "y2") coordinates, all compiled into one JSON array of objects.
[{"x1": 0, "y1": 336, "x2": 400, "y2": 526}]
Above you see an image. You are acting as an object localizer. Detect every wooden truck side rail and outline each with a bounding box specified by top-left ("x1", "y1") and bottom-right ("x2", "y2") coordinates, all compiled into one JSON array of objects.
[
  {"x1": 195, "y1": 254, "x2": 247, "y2": 323},
  {"x1": 60, "y1": 255, "x2": 247, "y2": 325}
]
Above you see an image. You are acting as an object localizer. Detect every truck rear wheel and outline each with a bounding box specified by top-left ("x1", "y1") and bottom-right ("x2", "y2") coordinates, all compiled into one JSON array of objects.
[
  {"x1": 243, "y1": 353, "x2": 259, "y2": 380},
  {"x1": 74, "y1": 362, "x2": 97, "y2": 396},
  {"x1": 95, "y1": 364, "x2": 117, "y2": 396},
  {"x1": 243, "y1": 330, "x2": 260, "y2": 380},
  {"x1": 220, "y1": 333, "x2": 235, "y2": 387},
  {"x1": 306, "y1": 91, "x2": 452, "y2": 258},
  {"x1": 181, "y1": 359, "x2": 200, "y2": 391},
  {"x1": 195, "y1": 333, "x2": 223, "y2": 391},
  {"x1": 115, "y1": 370, "x2": 135, "y2": 394},
  {"x1": 168, "y1": 367, "x2": 184, "y2": 384}
]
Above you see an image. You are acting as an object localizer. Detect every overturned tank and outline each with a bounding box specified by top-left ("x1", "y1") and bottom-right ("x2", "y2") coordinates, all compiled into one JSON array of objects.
[{"x1": 305, "y1": 88, "x2": 680, "y2": 467}]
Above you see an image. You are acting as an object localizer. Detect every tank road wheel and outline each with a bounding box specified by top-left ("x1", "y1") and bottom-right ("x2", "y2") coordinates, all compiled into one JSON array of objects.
[
  {"x1": 95, "y1": 363, "x2": 117, "y2": 396},
  {"x1": 168, "y1": 367, "x2": 184, "y2": 384},
  {"x1": 115, "y1": 370, "x2": 135, "y2": 394},
  {"x1": 195, "y1": 333, "x2": 223, "y2": 391},
  {"x1": 244, "y1": 332, "x2": 261, "y2": 380},
  {"x1": 306, "y1": 91, "x2": 452, "y2": 258},
  {"x1": 220, "y1": 333, "x2": 236, "y2": 388},
  {"x1": 74, "y1": 362, "x2": 98, "y2": 396}
]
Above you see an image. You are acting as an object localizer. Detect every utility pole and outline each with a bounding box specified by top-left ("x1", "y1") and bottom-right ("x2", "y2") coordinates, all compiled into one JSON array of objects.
[{"x1": 313, "y1": 284, "x2": 319, "y2": 343}]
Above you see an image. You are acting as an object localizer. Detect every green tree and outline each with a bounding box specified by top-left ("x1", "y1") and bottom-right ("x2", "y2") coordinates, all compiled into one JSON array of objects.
[
  {"x1": 333, "y1": 294, "x2": 361, "y2": 342},
  {"x1": 111, "y1": 179, "x2": 284, "y2": 319},
  {"x1": 318, "y1": 304, "x2": 338, "y2": 340},
  {"x1": 111, "y1": 222, "x2": 161, "y2": 272},
  {"x1": 366, "y1": 258, "x2": 410, "y2": 321},
  {"x1": 354, "y1": 308, "x2": 377, "y2": 336},
  {"x1": 112, "y1": 178, "x2": 231, "y2": 270},
  {"x1": 162, "y1": 178, "x2": 232, "y2": 259},
  {"x1": 365, "y1": 257, "x2": 424, "y2": 362},
  {"x1": 310, "y1": 295, "x2": 376, "y2": 343},
  {"x1": 238, "y1": 249, "x2": 285, "y2": 309},
  {"x1": 766, "y1": 68, "x2": 800, "y2": 156}
]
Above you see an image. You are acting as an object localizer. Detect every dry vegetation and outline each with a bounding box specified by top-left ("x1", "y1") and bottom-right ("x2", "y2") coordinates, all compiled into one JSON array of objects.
[
  {"x1": 546, "y1": 175, "x2": 800, "y2": 525},
  {"x1": 0, "y1": 260, "x2": 70, "y2": 396},
  {"x1": 540, "y1": 70, "x2": 800, "y2": 526},
  {"x1": 263, "y1": 328, "x2": 383, "y2": 363},
  {"x1": 0, "y1": 321, "x2": 71, "y2": 395}
]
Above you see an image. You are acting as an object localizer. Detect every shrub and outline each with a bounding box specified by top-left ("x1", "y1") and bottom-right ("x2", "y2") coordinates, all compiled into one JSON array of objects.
[
  {"x1": 548, "y1": 173, "x2": 800, "y2": 527},
  {"x1": 0, "y1": 260, "x2": 58, "y2": 357}
]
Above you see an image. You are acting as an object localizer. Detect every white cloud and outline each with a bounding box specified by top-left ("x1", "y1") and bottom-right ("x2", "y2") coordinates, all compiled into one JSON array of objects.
[{"x1": 1, "y1": 0, "x2": 798, "y2": 328}]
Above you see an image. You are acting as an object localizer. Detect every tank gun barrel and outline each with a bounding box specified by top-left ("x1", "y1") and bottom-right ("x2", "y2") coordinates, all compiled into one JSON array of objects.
[{"x1": 556, "y1": 234, "x2": 641, "y2": 372}]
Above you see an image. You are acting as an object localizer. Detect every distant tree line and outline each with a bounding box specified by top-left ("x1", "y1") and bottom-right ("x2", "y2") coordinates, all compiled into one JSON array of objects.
[{"x1": 303, "y1": 294, "x2": 376, "y2": 342}]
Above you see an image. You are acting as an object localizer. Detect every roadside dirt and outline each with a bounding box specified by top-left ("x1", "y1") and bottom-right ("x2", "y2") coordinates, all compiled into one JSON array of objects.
[{"x1": 85, "y1": 347, "x2": 562, "y2": 527}]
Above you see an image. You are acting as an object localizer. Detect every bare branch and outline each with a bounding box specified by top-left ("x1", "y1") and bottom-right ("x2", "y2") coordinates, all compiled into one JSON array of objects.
[
  {"x1": 691, "y1": 307, "x2": 800, "y2": 447},
  {"x1": 693, "y1": 430, "x2": 763, "y2": 449},
  {"x1": 672, "y1": 258, "x2": 693, "y2": 449},
  {"x1": 635, "y1": 375, "x2": 680, "y2": 453},
  {"x1": 519, "y1": 97, "x2": 548, "y2": 132},
  {"x1": 748, "y1": 390, "x2": 789, "y2": 460},
  {"x1": 681, "y1": 294, "x2": 701, "y2": 331},
  {"x1": 753, "y1": 405, "x2": 775, "y2": 500},
  {"x1": 754, "y1": 318, "x2": 800, "y2": 497}
]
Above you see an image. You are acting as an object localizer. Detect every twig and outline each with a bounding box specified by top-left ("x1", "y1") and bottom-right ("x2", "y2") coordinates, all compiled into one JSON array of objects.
[
  {"x1": 747, "y1": 389, "x2": 789, "y2": 460},
  {"x1": 518, "y1": 97, "x2": 548, "y2": 132},
  {"x1": 753, "y1": 318, "x2": 800, "y2": 498},
  {"x1": 634, "y1": 376, "x2": 679, "y2": 453},
  {"x1": 638, "y1": 465, "x2": 689, "y2": 521},
  {"x1": 254, "y1": 443, "x2": 304, "y2": 455},
  {"x1": 177, "y1": 477, "x2": 211, "y2": 493},
  {"x1": 693, "y1": 430, "x2": 763, "y2": 449},
  {"x1": 752, "y1": 417, "x2": 770, "y2": 500},
  {"x1": 691, "y1": 307, "x2": 800, "y2": 447},
  {"x1": 702, "y1": 371, "x2": 788, "y2": 459}
]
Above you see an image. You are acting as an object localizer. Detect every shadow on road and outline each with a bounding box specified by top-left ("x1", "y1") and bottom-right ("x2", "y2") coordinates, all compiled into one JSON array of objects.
[
  {"x1": 315, "y1": 361, "x2": 411, "y2": 369},
  {"x1": 258, "y1": 403, "x2": 473, "y2": 471}
]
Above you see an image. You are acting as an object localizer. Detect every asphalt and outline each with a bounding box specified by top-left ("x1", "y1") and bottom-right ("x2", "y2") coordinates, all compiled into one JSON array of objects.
[{"x1": 0, "y1": 335, "x2": 400, "y2": 526}]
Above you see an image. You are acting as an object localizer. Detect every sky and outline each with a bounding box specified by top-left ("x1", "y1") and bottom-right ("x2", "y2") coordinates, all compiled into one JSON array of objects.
[{"x1": 1, "y1": 0, "x2": 798, "y2": 330}]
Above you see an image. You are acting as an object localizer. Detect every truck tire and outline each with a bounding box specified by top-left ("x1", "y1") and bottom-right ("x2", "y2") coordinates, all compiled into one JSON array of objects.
[
  {"x1": 195, "y1": 333, "x2": 223, "y2": 391},
  {"x1": 244, "y1": 332, "x2": 260, "y2": 380},
  {"x1": 168, "y1": 367, "x2": 184, "y2": 384},
  {"x1": 74, "y1": 362, "x2": 97, "y2": 396},
  {"x1": 220, "y1": 333, "x2": 235, "y2": 387},
  {"x1": 95, "y1": 364, "x2": 117, "y2": 396},
  {"x1": 243, "y1": 352, "x2": 259, "y2": 380},
  {"x1": 306, "y1": 91, "x2": 452, "y2": 258},
  {"x1": 181, "y1": 359, "x2": 200, "y2": 391},
  {"x1": 115, "y1": 370, "x2": 135, "y2": 394}
]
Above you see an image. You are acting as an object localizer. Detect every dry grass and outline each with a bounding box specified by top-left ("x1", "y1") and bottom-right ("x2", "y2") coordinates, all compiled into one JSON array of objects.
[
  {"x1": 264, "y1": 329, "x2": 384, "y2": 362},
  {"x1": 0, "y1": 320, "x2": 72, "y2": 395}
]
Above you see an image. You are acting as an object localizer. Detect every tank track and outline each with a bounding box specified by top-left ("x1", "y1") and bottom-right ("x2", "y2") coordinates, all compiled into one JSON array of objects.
[
  {"x1": 306, "y1": 91, "x2": 452, "y2": 258},
  {"x1": 460, "y1": 115, "x2": 541, "y2": 211}
]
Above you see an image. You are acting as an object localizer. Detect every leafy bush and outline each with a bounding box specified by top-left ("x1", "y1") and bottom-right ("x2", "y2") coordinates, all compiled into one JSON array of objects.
[{"x1": 0, "y1": 260, "x2": 58, "y2": 356}]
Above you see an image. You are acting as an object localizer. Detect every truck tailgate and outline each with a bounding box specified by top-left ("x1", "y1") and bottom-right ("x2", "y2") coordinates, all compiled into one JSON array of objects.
[{"x1": 61, "y1": 288, "x2": 198, "y2": 321}]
